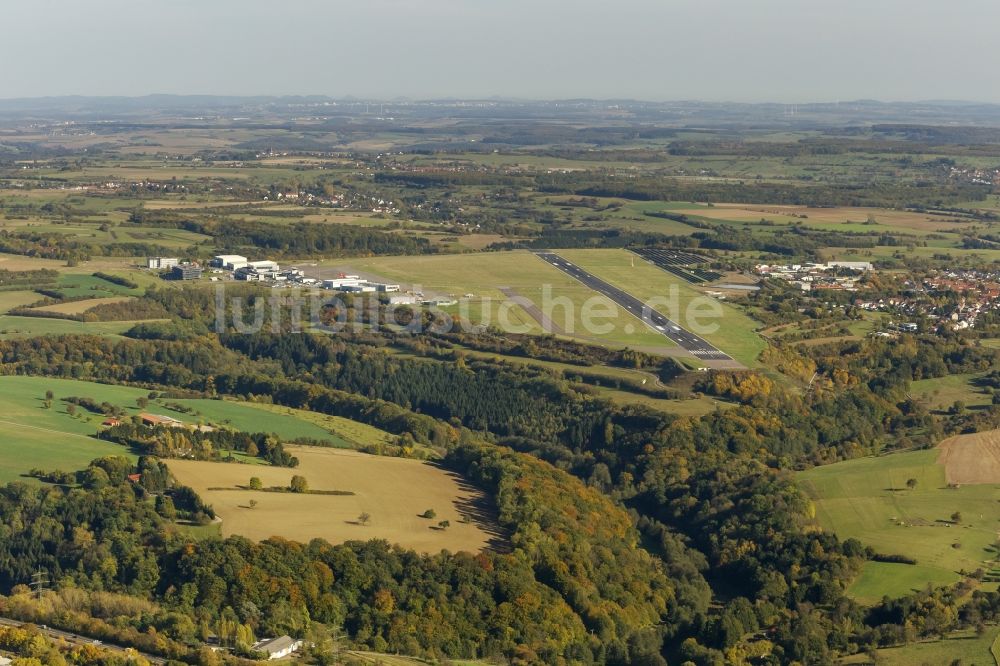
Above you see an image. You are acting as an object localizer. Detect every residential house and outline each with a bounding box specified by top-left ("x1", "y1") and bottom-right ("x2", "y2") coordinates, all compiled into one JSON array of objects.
[{"x1": 251, "y1": 636, "x2": 303, "y2": 660}]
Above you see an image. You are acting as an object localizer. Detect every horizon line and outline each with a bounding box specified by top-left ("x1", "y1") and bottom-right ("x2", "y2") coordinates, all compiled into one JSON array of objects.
[{"x1": 0, "y1": 94, "x2": 999, "y2": 107}]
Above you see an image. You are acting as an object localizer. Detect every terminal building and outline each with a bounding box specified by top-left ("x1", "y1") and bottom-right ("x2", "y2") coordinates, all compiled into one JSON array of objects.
[{"x1": 322, "y1": 275, "x2": 363, "y2": 290}]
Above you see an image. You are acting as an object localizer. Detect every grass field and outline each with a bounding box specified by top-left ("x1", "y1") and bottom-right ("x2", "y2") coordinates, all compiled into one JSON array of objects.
[
  {"x1": 33, "y1": 296, "x2": 134, "y2": 315},
  {"x1": 0, "y1": 315, "x2": 144, "y2": 339},
  {"x1": 0, "y1": 376, "x2": 384, "y2": 482},
  {"x1": 0, "y1": 290, "x2": 42, "y2": 313},
  {"x1": 0, "y1": 253, "x2": 66, "y2": 271},
  {"x1": 343, "y1": 651, "x2": 490, "y2": 666},
  {"x1": 840, "y1": 628, "x2": 999, "y2": 665},
  {"x1": 509, "y1": 196, "x2": 977, "y2": 243},
  {"x1": 237, "y1": 402, "x2": 395, "y2": 449},
  {"x1": 799, "y1": 448, "x2": 1000, "y2": 602},
  {"x1": 591, "y1": 387, "x2": 726, "y2": 416},
  {"x1": 910, "y1": 372, "x2": 993, "y2": 411},
  {"x1": 938, "y1": 429, "x2": 1000, "y2": 486},
  {"x1": 819, "y1": 245, "x2": 1000, "y2": 265},
  {"x1": 0, "y1": 376, "x2": 142, "y2": 482},
  {"x1": 673, "y1": 203, "x2": 975, "y2": 236},
  {"x1": 0, "y1": 217, "x2": 210, "y2": 250},
  {"x1": 167, "y1": 447, "x2": 501, "y2": 554},
  {"x1": 558, "y1": 249, "x2": 767, "y2": 365},
  {"x1": 331, "y1": 250, "x2": 679, "y2": 352},
  {"x1": 166, "y1": 398, "x2": 353, "y2": 446},
  {"x1": 53, "y1": 273, "x2": 143, "y2": 299}
]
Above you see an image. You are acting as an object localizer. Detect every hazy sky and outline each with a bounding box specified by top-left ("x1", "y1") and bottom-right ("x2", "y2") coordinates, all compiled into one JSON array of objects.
[{"x1": 3, "y1": 0, "x2": 998, "y2": 102}]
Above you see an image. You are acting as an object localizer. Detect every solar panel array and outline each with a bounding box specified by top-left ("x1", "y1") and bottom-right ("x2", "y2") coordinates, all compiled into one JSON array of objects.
[{"x1": 632, "y1": 248, "x2": 723, "y2": 284}]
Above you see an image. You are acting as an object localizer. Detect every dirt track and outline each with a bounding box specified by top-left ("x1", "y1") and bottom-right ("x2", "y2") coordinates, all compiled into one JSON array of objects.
[{"x1": 937, "y1": 429, "x2": 1000, "y2": 485}]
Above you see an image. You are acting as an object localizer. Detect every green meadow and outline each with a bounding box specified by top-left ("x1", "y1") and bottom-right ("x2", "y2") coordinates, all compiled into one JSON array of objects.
[
  {"x1": 798, "y1": 449, "x2": 1000, "y2": 603},
  {"x1": 0, "y1": 376, "x2": 384, "y2": 482},
  {"x1": 910, "y1": 372, "x2": 994, "y2": 412},
  {"x1": 840, "y1": 628, "x2": 999, "y2": 666}
]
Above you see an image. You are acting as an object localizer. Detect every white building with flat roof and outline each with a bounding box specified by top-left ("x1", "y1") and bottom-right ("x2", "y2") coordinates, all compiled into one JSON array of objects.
[
  {"x1": 828, "y1": 261, "x2": 873, "y2": 272},
  {"x1": 147, "y1": 257, "x2": 179, "y2": 269},
  {"x1": 323, "y1": 277, "x2": 363, "y2": 290},
  {"x1": 212, "y1": 254, "x2": 248, "y2": 270},
  {"x1": 248, "y1": 260, "x2": 279, "y2": 272}
]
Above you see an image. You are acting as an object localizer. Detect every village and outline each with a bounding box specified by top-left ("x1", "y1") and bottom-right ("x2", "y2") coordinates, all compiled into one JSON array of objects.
[{"x1": 857, "y1": 269, "x2": 1000, "y2": 333}]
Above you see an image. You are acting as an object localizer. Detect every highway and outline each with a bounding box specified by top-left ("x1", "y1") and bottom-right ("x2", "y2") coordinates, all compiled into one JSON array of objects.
[
  {"x1": 534, "y1": 251, "x2": 734, "y2": 362},
  {"x1": 0, "y1": 616, "x2": 166, "y2": 664}
]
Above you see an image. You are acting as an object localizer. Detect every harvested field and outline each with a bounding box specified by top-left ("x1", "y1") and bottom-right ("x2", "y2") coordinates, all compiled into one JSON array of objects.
[
  {"x1": 168, "y1": 446, "x2": 503, "y2": 554},
  {"x1": 34, "y1": 296, "x2": 134, "y2": 315},
  {"x1": 0, "y1": 291, "x2": 42, "y2": 313},
  {"x1": 937, "y1": 429, "x2": 1000, "y2": 485},
  {"x1": 676, "y1": 204, "x2": 973, "y2": 233},
  {"x1": 0, "y1": 253, "x2": 66, "y2": 271}
]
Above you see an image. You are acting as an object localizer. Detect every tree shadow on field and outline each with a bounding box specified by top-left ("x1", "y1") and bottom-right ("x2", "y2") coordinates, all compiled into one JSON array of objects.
[{"x1": 428, "y1": 462, "x2": 511, "y2": 553}]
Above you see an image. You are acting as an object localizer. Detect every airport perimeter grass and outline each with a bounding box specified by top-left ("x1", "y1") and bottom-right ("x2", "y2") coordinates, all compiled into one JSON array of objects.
[
  {"x1": 798, "y1": 449, "x2": 1000, "y2": 603},
  {"x1": 336, "y1": 250, "x2": 678, "y2": 352},
  {"x1": 558, "y1": 249, "x2": 766, "y2": 366},
  {"x1": 0, "y1": 376, "x2": 377, "y2": 482}
]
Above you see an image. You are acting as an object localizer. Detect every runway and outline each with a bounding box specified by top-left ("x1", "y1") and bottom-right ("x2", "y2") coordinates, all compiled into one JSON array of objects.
[{"x1": 534, "y1": 251, "x2": 734, "y2": 362}]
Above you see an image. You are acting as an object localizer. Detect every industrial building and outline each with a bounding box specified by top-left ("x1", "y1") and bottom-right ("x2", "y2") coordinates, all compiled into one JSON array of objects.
[
  {"x1": 211, "y1": 254, "x2": 249, "y2": 270},
  {"x1": 827, "y1": 261, "x2": 874, "y2": 272},
  {"x1": 322, "y1": 274, "x2": 399, "y2": 293},
  {"x1": 235, "y1": 265, "x2": 281, "y2": 281},
  {"x1": 247, "y1": 260, "x2": 279, "y2": 272},
  {"x1": 322, "y1": 275, "x2": 363, "y2": 290},
  {"x1": 147, "y1": 256, "x2": 179, "y2": 270},
  {"x1": 171, "y1": 263, "x2": 203, "y2": 280}
]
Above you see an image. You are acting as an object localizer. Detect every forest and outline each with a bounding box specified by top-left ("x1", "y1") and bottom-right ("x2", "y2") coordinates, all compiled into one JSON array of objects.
[
  {"x1": 0, "y1": 283, "x2": 995, "y2": 664},
  {"x1": 2, "y1": 97, "x2": 1000, "y2": 664}
]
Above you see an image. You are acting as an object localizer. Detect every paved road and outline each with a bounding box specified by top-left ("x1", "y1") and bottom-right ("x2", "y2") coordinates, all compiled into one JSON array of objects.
[
  {"x1": 0, "y1": 616, "x2": 166, "y2": 664},
  {"x1": 533, "y1": 251, "x2": 734, "y2": 362}
]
